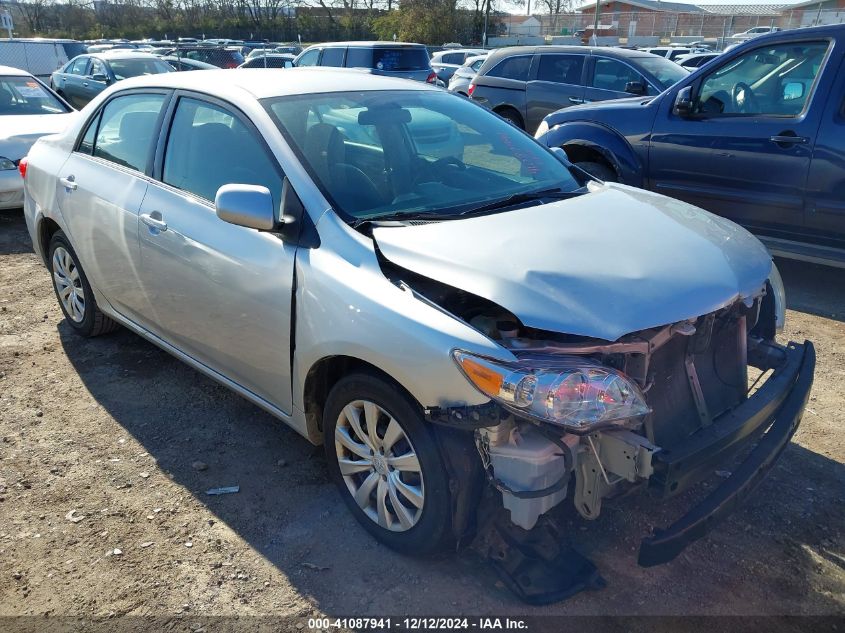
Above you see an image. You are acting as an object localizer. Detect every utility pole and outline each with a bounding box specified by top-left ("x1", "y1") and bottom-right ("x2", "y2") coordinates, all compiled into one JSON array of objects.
[
  {"x1": 593, "y1": 0, "x2": 600, "y2": 44},
  {"x1": 483, "y1": 0, "x2": 491, "y2": 47}
]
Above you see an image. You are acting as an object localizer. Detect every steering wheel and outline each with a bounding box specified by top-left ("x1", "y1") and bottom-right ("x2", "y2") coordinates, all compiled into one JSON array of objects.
[
  {"x1": 732, "y1": 82, "x2": 758, "y2": 114},
  {"x1": 413, "y1": 156, "x2": 467, "y2": 186}
]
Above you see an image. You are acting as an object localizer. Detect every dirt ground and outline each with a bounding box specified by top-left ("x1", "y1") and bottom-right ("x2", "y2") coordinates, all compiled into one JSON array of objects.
[{"x1": 1, "y1": 207, "x2": 843, "y2": 626}]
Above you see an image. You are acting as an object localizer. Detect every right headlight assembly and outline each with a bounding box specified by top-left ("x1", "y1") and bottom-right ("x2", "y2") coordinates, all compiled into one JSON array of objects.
[{"x1": 452, "y1": 350, "x2": 650, "y2": 432}]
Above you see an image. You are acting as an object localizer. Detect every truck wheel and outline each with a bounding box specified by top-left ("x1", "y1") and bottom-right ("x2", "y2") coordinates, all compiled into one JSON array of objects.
[
  {"x1": 48, "y1": 231, "x2": 118, "y2": 337},
  {"x1": 575, "y1": 161, "x2": 617, "y2": 182},
  {"x1": 323, "y1": 372, "x2": 452, "y2": 556}
]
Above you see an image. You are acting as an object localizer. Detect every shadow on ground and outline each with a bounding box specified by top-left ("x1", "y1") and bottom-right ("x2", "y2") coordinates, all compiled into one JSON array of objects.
[
  {"x1": 56, "y1": 317, "x2": 845, "y2": 617},
  {"x1": 776, "y1": 256, "x2": 845, "y2": 323}
]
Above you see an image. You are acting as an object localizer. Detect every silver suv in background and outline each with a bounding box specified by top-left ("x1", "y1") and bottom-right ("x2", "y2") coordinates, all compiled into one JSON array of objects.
[
  {"x1": 448, "y1": 54, "x2": 487, "y2": 96},
  {"x1": 294, "y1": 41, "x2": 436, "y2": 84}
]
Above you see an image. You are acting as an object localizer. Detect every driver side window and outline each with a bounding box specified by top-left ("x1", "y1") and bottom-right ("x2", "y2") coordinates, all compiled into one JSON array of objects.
[
  {"x1": 696, "y1": 41, "x2": 828, "y2": 117},
  {"x1": 162, "y1": 97, "x2": 283, "y2": 208}
]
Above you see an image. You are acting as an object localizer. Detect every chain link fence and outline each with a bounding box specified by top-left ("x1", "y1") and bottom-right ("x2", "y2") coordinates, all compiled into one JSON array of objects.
[{"x1": 499, "y1": 7, "x2": 845, "y2": 49}]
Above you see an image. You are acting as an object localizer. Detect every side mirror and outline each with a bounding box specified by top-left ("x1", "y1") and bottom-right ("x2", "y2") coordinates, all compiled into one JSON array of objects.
[
  {"x1": 673, "y1": 86, "x2": 693, "y2": 117},
  {"x1": 625, "y1": 81, "x2": 647, "y2": 96},
  {"x1": 550, "y1": 146, "x2": 573, "y2": 167},
  {"x1": 91, "y1": 73, "x2": 109, "y2": 83},
  {"x1": 215, "y1": 184, "x2": 275, "y2": 230}
]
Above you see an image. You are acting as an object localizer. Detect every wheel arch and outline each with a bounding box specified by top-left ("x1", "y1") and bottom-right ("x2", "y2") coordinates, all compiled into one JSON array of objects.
[
  {"x1": 38, "y1": 216, "x2": 63, "y2": 266},
  {"x1": 545, "y1": 122, "x2": 644, "y2": 188},
  {"x1": 492, "y1": 104, "x2": 525, "y2": 128},
  {"x1": 303, "y1": 354, "x2": 424, "y2": 442}
]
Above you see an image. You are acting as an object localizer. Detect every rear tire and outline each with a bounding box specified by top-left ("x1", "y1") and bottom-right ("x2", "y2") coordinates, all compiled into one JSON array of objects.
[
  {"x1": 496, "y1": 107, "x2": 524, "y2": 130},
  {"x1": 48, "y1": 231, "x2": 118, "y2": 338},
  {"x1": 323, "y1": 372, "x2": 452, "y2": 556},
  {"x1": 574, "y1": 160, "x2": 617, "y2": 182}
]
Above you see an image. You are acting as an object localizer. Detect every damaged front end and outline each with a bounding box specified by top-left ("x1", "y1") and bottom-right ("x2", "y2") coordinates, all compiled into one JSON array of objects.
[{"x1": 417, "y1": 277, "x2": 814, "y2": 574}]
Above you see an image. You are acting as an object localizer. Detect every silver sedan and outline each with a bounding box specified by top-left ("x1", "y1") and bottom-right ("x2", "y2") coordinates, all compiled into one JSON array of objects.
[{"x1": 21, "y1": 68, "x2": 807, "y2": 573}]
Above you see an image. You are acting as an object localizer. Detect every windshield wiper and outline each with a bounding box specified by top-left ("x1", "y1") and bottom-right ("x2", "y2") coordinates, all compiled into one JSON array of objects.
[
  {"x1": 352, "y1": 187, "x2": 586, "y2": 228},
  {"x1": 449, "y1": 186, "x2": 585, "y2": 216}
]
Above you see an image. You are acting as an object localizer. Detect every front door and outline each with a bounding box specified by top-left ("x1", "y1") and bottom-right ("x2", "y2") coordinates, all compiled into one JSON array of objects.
[
  {"x1": 525, "y1": 53, "x2": 586, "y2": 134},
  {"x1": 57, "y1": 91, "x2": 169, "y2": 321},
  {"x1": 649, "y1": 39, "x2": 832, "y2": 239},
  {"x1": 138, "y1": 94, "x2": 297, "y2": 411},
  {"x1": 583, "y1": 56, "x2": 650, "y2": 103},
  {"x1": 804, "y1": 54, "x2": 845, "y2": 251}
]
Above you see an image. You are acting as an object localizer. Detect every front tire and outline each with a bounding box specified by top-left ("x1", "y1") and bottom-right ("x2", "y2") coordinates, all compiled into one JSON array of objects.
[
  {"x1": 323, "y1": 372, "x2": 452, "y2": 556},
  {"x1": 574, "y1": 160, "x2": 617, "y2": 182},
  {"x1": 48, "y1": 231, "x2": 118, "y2": 337}
]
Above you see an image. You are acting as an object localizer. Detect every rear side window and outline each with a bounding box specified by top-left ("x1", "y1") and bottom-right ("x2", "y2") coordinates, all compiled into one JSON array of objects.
[
  {"x1": 442, "y1": 53, "x2": 463, "y2": 64},
  {"x1": 162, "y1": 97, "x2": 282, "y2": 207},
  {"x1": 536, "y1": 54, "x2": 584, "y2": 85},
  {"x1": 486, "y1": 55, "x2": 532, "y2": 81},
  {"x1": 321, "y1": 47, "x2": 345, "y2": 67},
  {"x1": 372, "y1": 48, "x2": 429, "y2": 71},
  {"x1": 91, "y1": 93, "x2": 166, "y2": 172}
]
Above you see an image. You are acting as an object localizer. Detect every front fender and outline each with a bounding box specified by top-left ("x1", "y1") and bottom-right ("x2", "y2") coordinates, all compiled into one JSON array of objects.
[{"x1": 541, "y1": 122, "x2": 644, "y2": 188}]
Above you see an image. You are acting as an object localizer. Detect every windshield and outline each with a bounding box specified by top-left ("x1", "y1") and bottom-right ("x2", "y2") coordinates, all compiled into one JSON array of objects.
[
  {"x1": 109, "y1": 58, "x2": 172, "y2": 80},
  {"x1": 635, "y1": 56, "x2": 689, "y2": 89},
  {"x1": 0, "y1": 76, "x2": 69, "y2": 115},
  {"x1": 265, "y1": 90, "x2": 581, "y2": 221}
]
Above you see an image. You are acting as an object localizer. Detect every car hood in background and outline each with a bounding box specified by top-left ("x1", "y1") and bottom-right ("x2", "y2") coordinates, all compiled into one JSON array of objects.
[
  {"x1": 373, "y1": 183, "x2": 773, "y2": 341},
  {"x1": 1, "y1": 112, "x2": 77, "y2": 160}
]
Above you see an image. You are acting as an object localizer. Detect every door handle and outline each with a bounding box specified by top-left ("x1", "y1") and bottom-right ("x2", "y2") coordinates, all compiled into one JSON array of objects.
[
  {"x1": 569, "y1": 97, "x2": 584, "y2": 104},
  {"x1": 770, "y1": 134, "x2": 808, "y2": 145},
  {"x1": 59, "y1": 176, "x2": 77, "y2": 191},
  {"x1": 82, "y1": 82, "x2": 88, "y2": 87},
  {"x1": 140, "y1": 213, "x2": 167, "y2": 232}
]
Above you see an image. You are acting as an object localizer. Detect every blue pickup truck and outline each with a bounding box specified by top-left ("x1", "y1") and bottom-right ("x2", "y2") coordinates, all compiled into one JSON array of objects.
[{"x1": 535, "y1": 24, "x2": 845, "y2": 268}]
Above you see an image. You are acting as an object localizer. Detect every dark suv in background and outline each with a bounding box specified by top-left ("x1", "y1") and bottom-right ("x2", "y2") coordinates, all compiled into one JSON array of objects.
[
  {"x1": 294, "y1": 41, "x2": 436, "y2": 83},
  {"x1": 162, "y1": 45, "x2": 245, "y2": 68},
  {"x1": 469, "y1": 46, "x2": 688, "y2": 134},
  {"x1": 535, "y1": 24, "x2": 845, "y2": 268}
]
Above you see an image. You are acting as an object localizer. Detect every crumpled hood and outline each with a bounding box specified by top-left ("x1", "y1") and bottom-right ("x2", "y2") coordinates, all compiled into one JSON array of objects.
[
  {"x1": 0, "y1": 113, "x2": 77, "y2": 160},
  {"x1": 373, "y1": 183, "x2": 773, "y2": 341}
]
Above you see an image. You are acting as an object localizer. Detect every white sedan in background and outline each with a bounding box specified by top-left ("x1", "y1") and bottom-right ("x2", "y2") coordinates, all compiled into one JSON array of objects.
[{"x1": 0, "y1": 65, "x2": 76, "y2": 209}]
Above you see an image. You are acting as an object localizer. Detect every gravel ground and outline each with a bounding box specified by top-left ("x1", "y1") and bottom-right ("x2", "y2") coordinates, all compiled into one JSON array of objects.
[{"x1": 0, "y1": 207, "x2": 843, "y2": 625}]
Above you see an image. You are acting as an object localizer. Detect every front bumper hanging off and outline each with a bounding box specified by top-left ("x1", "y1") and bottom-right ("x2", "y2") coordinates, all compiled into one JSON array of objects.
[{"x1": 638, "y1": 340, "x2": 816, "y2": 567}]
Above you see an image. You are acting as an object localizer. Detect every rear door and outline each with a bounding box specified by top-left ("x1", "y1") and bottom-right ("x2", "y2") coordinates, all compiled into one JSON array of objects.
[
  {"x1": 56, "y1": 90, "x2": 170, "y2": 321},
  {"x1": 137, "y1": 93, "x2": 297, "y2": 411},
  {"x1": 649, "y1": 39, "x2": 832, "y2": 239},
  {"x1": 525, "y1": 53, "x2": 585, "y2": 134},
  {"x1": 804, "y1": 53, "x2": 845, "y2": 251}
]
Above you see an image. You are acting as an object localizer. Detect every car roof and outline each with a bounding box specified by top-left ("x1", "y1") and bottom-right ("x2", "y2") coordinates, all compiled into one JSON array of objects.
[
  {"x1": 113, "y1": 67, "x2": 438, "y2": 100},
  {"x1": 88, "y1": 50, "x2": 164, "y2": 60},
  {"x1": 485, "y1": 45, "x2": 661, "y2": 62},
  {"x1": 0, "y1": 65, "x2": 33, "y2": 77},
  {"x1": 305, "y1": 41, "x2": 426, "y2": 48}
]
